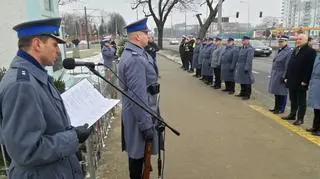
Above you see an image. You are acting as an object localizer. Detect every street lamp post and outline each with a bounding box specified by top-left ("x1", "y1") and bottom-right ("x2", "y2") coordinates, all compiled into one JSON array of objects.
[{"x1": 240, "y1": 0, "x2": 250, "y2": 33}]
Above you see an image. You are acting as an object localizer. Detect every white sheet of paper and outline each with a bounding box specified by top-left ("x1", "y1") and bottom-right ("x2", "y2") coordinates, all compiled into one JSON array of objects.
[{"x1": 61, "y1": 79, "x2": 120, "y2": 127}]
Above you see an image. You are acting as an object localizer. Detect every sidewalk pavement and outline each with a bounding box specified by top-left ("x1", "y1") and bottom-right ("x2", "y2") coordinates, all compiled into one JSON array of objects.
[{"x1": 97, "y1": 54, "x2": 320, "y2": 179}]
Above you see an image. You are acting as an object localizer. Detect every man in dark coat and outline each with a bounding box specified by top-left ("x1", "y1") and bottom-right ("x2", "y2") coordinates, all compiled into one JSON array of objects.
[
  {"x1": 145, "y1": 34, "x2": 159, "y2": 61},
  {"x1": 179, "y1": 36, "x2": 187, "y2": 70},
  {"x1": 268, "y1": 35, "x2": 292, "y2": 114},
  {"x1": 282, "y1": 34, "x2": 317, "y2": 126},
  {"x1": 185, "y1": 38, "x2": 195, "y2": 72}
]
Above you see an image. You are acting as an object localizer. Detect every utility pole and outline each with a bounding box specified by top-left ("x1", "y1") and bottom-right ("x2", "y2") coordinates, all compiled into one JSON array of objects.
[
  {"x1": 218, "y1": 0, "x2": 223, "y2": 34},
  {"x1": 84, "y1": 6, "x2": 90, "y2": 49}
]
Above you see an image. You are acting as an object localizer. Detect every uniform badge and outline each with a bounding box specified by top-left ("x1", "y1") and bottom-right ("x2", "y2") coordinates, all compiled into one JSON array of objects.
[{"x1": 16, "y1": 68, "x2": 30, "y2": 81}]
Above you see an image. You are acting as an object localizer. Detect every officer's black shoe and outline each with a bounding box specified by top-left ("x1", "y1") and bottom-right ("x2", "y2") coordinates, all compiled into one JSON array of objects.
[
  {"x1": 269, "y1": 109, "x2": 276, "y2": 112},
  {"x1": 235, "y1": 94, "x2": 244, "y2": 97},
  {"x1": 306, "y1": 128, "x2": 317, "y2": 132},
  {"x1": 293, "y1": 120, "x2": 304, "y2": 126},
  {"x1": 281, "y1": 115, "x2": 295, "y2": 120},
  {"x1": 242, "y1": 96, "x2": 250, "y2": 100},
  {"x1": 228, "y1": 91, "x2": 235, "y2": 95},
  {"x1": 311, "y1": 131, "x2": 320, "y2": 136},
  {"x1": 213, "y1": 86, "x2": 221, "y2": 89},
  {"x1": 273, "y1": 110, "x2": 283, "y2": 114},
  {"x1": 222, "y1": 89, "x2": 229, "y2": 92}
]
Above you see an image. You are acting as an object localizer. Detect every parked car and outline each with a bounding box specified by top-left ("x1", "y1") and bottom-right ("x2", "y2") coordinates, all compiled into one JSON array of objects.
[
  {"x1": 250, "y1": 40, "x2": 273, "y2": 57},
  {"x1": 169, "y1": 39, "x2": 179, "y2": 45}
]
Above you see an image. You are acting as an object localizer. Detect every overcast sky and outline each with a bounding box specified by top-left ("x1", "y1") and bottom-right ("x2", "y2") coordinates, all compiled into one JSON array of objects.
[{"x1": 60, "y1": 0, "x2": 282, "y2": 29}]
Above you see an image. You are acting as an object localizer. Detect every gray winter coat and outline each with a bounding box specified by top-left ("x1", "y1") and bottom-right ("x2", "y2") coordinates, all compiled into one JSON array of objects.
[
  {"x1": 211, "y1": 45, "x2": 226, "y2": 68},
  {"x1": 201, "y1": 44, "x2": 215, "y2": 76},
  {"x1": 268, "y1": 46, "x2": 292, "y2": 95},
  {"x1": 0, "y1": 54, "x2": 82, "y2": 179},
  {"x1": 102, "y1": 45, "x2": 116, "y2": 68},
  {"x1": 221, "y1": 45, "x2": 239, "y2": 82},
  {"x1": 192, "y1": 43, "x2": 201, "y2": 69},
  {"x1": 235, "y1": 45, "x2": 255, "y2": 84},
  {"x1": 308, "y1": 57, "x2": 320, "y2": 109},
  {"x1": 118, "y1": 42, "x2": 160, "y2": 159},
  {"x1": 197, "y1": 44, "x2": 206, "y2": 66}
]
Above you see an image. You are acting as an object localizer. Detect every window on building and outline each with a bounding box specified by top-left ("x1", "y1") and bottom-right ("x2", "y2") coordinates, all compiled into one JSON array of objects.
[{"x1": 44, "y1": 0, "x2": 53, "y2": 11}]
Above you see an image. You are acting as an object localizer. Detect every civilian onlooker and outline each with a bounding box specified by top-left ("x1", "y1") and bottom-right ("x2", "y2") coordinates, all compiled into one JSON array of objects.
[{"x1": 282, "y1": 34, "x2": 317, "y2": 126}]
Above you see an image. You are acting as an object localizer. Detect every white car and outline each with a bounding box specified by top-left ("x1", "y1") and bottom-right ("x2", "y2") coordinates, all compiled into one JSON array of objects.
[{"x1": 169, "y1": 40, "x2": 179, "y2": 45}]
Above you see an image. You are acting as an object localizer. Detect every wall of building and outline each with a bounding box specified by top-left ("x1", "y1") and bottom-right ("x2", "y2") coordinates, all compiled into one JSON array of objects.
[
  {"x1": 0, "y1": 1, "x2": 28, "y2": 68},
  {"x1": 0, "y1": 0, "x2": 65, "y2": 73}
]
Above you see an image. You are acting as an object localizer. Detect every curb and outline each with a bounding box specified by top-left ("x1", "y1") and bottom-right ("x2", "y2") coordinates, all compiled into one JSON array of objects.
[{"x1": 157, "y1": 51, "x2": 182, "y2": 65}]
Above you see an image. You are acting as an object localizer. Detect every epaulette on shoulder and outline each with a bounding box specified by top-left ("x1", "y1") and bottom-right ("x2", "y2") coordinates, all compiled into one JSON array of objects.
[
  {"x1": 16, "y1": 68, "x2": 30, "y2": 82},
  {"x1": 131, "y1": 51, "x2": 138, "y2": 55}
]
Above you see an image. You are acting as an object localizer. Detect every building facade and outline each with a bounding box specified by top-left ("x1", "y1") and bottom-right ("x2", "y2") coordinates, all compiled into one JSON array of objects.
[{"x1": 0, "y1": 0, "x2": 64, "y2": 73}]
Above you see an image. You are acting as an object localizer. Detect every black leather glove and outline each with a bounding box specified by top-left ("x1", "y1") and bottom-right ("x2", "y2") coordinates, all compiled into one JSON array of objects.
[
  {"x1": 75, "y1": 123, "x2": 91, "y2": 143},
  {"x1": 156, "y1": 122, "x2": 165, "y2": 133},
  {"x1": 244, "y1": 70, "x2": 249, "y2": 74},
  {"x1": 142, "y1": 128, "x2": 154, "y2": 142}
]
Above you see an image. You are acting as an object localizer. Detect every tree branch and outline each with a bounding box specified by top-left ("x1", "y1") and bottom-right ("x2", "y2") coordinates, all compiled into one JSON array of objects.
[
  {"x1": 163, "y1": 0, "x2": 178, "y2": 26},
  {"x1": 159, "y1": 0, "x2": 163, "y2": 21},
  {"x1": 161, "y1": 0, "x2": 170, "y2": 16},
  {"x1": 148, "y1": 0, "x2": 159, "y2": 25},
  {"x1": 143, "y1": 6, "x2": 151, "y2": 16},
  {"x1": 132, "y1": 0, "x2": 148, "y2": 10},
  {"x1": 206, "y1": 0, "x2": 214, "y2": 12},
  {"x1": 196, "y1": 14, "x2": 203, "y2": 27}
]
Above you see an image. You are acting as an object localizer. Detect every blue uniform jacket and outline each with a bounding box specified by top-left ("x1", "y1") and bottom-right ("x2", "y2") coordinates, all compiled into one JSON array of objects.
[
  {"x1": 118, "y1": 42, "x2": 160, "y2": 159},
  {"x1": 0, "y1": 51, "x2": 82, "y2": 179}
]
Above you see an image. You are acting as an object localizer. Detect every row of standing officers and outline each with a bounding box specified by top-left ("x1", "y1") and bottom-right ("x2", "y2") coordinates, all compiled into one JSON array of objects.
[
  {"x1": 180, "y1": 33, "x2": 320, "y2": 136},
  {"x1": 180, "y1": 35, "x2": 255, "y2": 100}
]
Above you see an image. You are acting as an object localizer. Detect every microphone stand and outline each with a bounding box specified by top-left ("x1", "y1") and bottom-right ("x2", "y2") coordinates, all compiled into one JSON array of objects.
[
  {"x1": 98, "y1": 62, "x2": 168, "y2": 179},
  {"x1": 86, "y1": 64, "x2": 180, "y2": 141},
  {"x1": 86, "y1": 66, "x2": 179, "y2": 135}
]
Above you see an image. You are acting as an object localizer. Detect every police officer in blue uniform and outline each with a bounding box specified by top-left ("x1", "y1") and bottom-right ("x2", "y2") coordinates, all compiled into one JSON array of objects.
[
  {"x1": 268, "y1": 35, "x2": 292, "y2": 114},
  {"x1": 198, "y1": 38, "x2": 208, "y2": 80},
  {"x1": 192, "y1": 38, "x2": 202, "y2": 77},
  {"x1": 118, "y1": 18, "x2": 161, "y2": 179},
  {"x1": 235, "y1": 35, "x2": 255, "y2": 100},
  {"x1": 0, "y1": 18, "x2": 91, "y2": 179},
  {"x1": 220, "y1": 37, "x2": 239, "y2": 94},
  {"x1": 307, "y1": 56, "x2": 320, "y2": 136},
  {"x1": 201, "y1": 37, "x2": 215, "y2": 85},
  {"x1": 101, "y1": 36, "x2": 117, "y2": 69},
  {"x1": 211, "y1": 37, "x2": 225, "y2": 89}
]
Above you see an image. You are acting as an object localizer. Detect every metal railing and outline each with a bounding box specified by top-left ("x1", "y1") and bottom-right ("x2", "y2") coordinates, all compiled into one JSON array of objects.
[{"x1": 0, "y1": 58, "x2": 119, "y2": 179}]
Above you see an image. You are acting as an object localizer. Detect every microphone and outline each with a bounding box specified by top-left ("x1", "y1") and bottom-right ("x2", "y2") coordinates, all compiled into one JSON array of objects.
[{"x1": 63, "y1": 58, "x2": 96, "y2": 69}]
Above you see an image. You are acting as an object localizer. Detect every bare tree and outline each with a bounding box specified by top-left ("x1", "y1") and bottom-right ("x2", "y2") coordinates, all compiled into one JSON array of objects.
[
  {"x1": 132, "y1": 0, "x2": 194, "y2": 49},
  {"x1": 196, "y1": 0, "x2": 225, "y2": 39},
  {"x1": 107, "y1": 13, "x2": 127, "y2": 36}
]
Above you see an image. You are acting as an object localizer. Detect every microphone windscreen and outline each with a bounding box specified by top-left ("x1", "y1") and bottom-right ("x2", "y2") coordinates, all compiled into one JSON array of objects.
[{"x1": 63, "y1": 58, "x2": 76, "y2": 69}]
